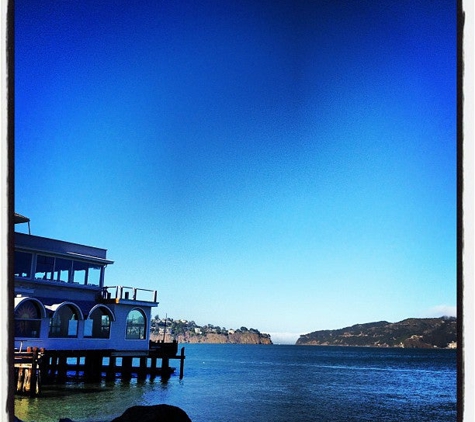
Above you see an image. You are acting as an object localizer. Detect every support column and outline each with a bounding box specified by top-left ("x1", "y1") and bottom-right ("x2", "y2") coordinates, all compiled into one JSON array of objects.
[
  {"x1": 161, "y1": 356, "x2": 170, "y2": 380},
  {"x1": 57, "y1": 355, "x2": 68, "y2": 382},
  {"x1": 106, "y1": 356, "x2": 117, "y2": 381},
  {"x1": 85, "y1": 353, "x2": 103, "y2": 382},
  {"x1": 16, "y1": 368, "x2": 24, "y2": 393},
  {"x1": 122, "y1": 356, "x2": 133, "y2": 380},
  {"x1": 29, "y1": 348, "x2": 39, "y2": 397},
  {"x1": 150, "y1": 357, "x2": 158, "y2": 379},
  {"x1": 179, "y1": 347, "x2": 185, "y2": 380},
  {"x1": 138, "y1": 357, "x2": 147, "y2": 380}
]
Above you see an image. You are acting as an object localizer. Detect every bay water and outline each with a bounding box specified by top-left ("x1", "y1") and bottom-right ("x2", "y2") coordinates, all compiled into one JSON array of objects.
[{"x1": 14, "y1": 344, "x2": 458, "y2": 422}]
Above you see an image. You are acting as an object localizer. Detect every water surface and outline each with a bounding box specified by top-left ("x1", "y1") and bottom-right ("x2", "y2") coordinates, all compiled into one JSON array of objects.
[{"x1": 14, "y1": 344, "x2": 458, "y2": 422}]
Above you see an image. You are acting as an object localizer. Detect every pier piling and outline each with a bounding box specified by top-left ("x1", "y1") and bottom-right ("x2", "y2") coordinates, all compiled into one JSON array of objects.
[
  {"x1": 179, "y1": 347, "x2": 185, "y2": 379},
  {"x1": 14, "y1": 347, "x2": 43, "y2": 396}
]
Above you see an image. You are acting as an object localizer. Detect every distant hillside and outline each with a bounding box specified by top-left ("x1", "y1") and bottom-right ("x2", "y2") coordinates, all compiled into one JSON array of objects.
[
  {"x1": 296, "y1": 317, "x2": 457, "y2": 349},
  {"x1": 150, "y1": 317, "x2": 273, "y2": 345},
  {"x1": 168, "y1": 330, "x2": 272, "y2": 345}
]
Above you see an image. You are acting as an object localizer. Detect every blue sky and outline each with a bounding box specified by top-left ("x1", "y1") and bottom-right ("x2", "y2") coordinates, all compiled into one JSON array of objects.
[{"x1": 15, "y1": 0, "x2": 457, "y2": 343}]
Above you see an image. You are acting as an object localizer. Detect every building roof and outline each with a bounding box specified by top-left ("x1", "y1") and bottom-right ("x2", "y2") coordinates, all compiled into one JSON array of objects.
[
  {"x1": 15, "y1": 232, "x2": 114, "y2": 264},
  {"x1": 14, "y1": 213, "x2": 30, "y2": 224}
]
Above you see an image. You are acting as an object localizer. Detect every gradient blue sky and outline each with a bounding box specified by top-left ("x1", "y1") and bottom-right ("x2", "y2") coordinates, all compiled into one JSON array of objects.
[{"x1": 15, "y1": 0, "x2": 457, "y2": 343}]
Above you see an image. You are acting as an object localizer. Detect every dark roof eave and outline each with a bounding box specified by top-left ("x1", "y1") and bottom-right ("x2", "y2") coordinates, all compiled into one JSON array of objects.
[
  {"x1": 14, "y1": 213, "x2": 30, "y2": 224},
  {"x1": 15, "y1": 245, "x2": 114, "y2": 265}
]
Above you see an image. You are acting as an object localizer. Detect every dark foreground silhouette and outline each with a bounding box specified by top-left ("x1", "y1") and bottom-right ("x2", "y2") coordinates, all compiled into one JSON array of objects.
[{"x1": 15, "y1": 404, "x2": 192, "y2": 422}]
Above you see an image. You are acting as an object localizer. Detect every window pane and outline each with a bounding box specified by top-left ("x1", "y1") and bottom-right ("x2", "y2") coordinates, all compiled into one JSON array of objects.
[
  {"x1": 126, "y1": 309, "x2": 146, "y2": 339},
  {"x1": 15, "y1": 300, "x2": 40, "y2": 319},
  {"x1": 54, "y1": 258, "x2": 71, "y2": 282},
  {"x1": 35, "y1": 255, "x2": 54, "y2": 280},
  {"x1": 14, "y1": 251, "x2": 32, "y2": 278},
  {"x1": 101, "y1": 315, "x2": 110, "y2": 337},
  {"x1": 84, "y1": 319, "x2": 93, "y2": 337},
  {"x1": 68, "y1": 320, "x2": 78, "y2": 336},
  {"x1": 15, "y1": 320, "x2": 41, "y2": 338},
  {"x1": 87, "y1": 264, "x2": 101, "y2": 286},
  {"x1": 14, "y1": 300, "x2": 41, "y2": 338},
  {"x1": 72, "y1": 261, "x2": 87, "y2": 284}
]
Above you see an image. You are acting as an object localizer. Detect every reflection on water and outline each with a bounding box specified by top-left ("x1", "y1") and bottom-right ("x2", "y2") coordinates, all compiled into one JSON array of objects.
[{"x1": 15, "y1": 378, "x2": 180, "y2": 422}]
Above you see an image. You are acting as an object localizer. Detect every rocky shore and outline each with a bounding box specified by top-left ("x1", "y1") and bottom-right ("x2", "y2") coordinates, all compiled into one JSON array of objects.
[
  {"x1": 150, "y1": 318, "x2": 273, "y2": 345},
  {"x1": 151, "y1": 330, "x2": 272, "y2": 344},
  {"x1": 15, "y1": 404, "x2": 192, "y2": 422}
]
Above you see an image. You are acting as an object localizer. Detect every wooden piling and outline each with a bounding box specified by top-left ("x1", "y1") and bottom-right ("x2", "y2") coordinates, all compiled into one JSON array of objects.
[
  {"x1": 57, "y1": 355, "x2": 68, "y2": 382},
  {"x1": 106, "y1": 356, "x2": 117, "y2": 380},
  {"x1": 16, "y1": 368, "x2": 24, "y2": 392},
  {"x1": 14, "y1": 347, "x2": 43, "y2": 396},
  {"x1": 149, "y1": 356, "x2": 157, "y2": 380},
  {"x1": 179, "y1": 347, "x2": 185, "y2": 379},
  {"x1": 29, "y1": 348, "x2": 38, "y2": 396},
  {"x1": 48, "y1": 354, "x2": 57, "y2": 379},
  {"x1": 84, "y1": 353, "x2": 103, "y2": 381},
  {"x1": 122, "y1": 356, "x2": 133, "y2": 380},
  {"x1": 138, "y1": 357, "x2": 147, "y2": 379}
]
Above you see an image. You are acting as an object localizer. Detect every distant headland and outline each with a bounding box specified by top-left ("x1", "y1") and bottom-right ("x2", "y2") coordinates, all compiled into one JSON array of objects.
[
  {"x1": 296, "y1": 317, "x2": 457, "y2": 349},
  {"x1": 150, "y1": 317, "x2": 273, "y2": 344}
]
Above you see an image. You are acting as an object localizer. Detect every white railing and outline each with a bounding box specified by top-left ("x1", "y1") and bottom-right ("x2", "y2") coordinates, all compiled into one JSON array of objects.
[{"x1": 102, "y1": 286, "x2": 158, "y2": 303}]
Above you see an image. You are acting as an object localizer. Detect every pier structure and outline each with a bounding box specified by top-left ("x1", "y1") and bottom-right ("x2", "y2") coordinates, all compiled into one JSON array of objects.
[{"x1": 14, "y1": 343, "x2": 185, "y2": 396}]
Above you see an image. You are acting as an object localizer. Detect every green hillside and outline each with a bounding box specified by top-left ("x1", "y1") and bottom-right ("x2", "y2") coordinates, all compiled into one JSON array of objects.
[{"x1": 296, "y1": 317, "x2": 457, "y2": 348}]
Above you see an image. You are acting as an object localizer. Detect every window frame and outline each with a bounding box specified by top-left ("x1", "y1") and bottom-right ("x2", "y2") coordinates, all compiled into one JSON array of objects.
[
  {"x1": 48, "y1": 304, "x2": 81, "y2": 338},
  {"x1": 14, "y1": 299, "x2": 44, "y2": 338},
  {"x1": 125, "y1": 308, "x2": 147, "y2": 340},
  {"x1": 84, "y1": 305, "x2": 114, "y2": 339}
]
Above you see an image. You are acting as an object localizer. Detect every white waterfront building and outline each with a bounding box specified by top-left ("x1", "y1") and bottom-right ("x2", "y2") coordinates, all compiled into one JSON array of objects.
[{"x1": 13, "y1": 214, "x2": 158, "y2": 353}]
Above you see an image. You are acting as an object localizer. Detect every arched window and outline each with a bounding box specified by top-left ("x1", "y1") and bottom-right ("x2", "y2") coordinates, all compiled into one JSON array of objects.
[
  {"x1": 85, "y1": 306, "x2": 112, "y2": 338},
  {"x1": 15, "y1": 300, "x2": 42, "y2": 338},
  {"x1": 126, "y1": 309, "x2": 146, "y2": 339},
  {"x1": 49, "y1": 305, "x2": 80, "y2": 338}
]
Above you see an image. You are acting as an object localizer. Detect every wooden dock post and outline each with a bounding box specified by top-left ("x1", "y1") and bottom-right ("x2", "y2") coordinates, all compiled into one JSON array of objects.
[
  {"x1": 161, "y1": 355, "x2": 170, "y2": 378},
  {"x1": 14, "y1": 347, "x2": 42, "y2": 396},
  {"x1": 29, "y1": 348, "x2": 38, "y2": 396},
  {"x1": 106, "y1": 356, "x2": 117, "y2": 381},
  {"x1": 22, "y1": 368, "x2": 31, "y2": 393},
  {"x1": 138, "y1": 357, "x2": 147, "y2": 379},
  {"x1": 179, "y1": 347, "x2": 185, "y2": 380},
  {"x1": 122, "y1": 356, "x2": 133, "y2": 380},
  {"x1": 57, "y1": 354, "x2": 68, "y2": 382},
  {"x1": 85, "y1": 353, "x2": 103, "y2": 381},
  {"x1": 149, "y1": 356, "x2": 157, "y2": 380},
  {"x1": 48, "y1": 354, "x2": 58, "y2": 380},
  {"x1": 16, "y1": 367, "x2": 24, "y2": 392}
]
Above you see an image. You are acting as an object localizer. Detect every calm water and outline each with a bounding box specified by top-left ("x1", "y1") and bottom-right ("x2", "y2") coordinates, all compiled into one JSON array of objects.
[{"x1": 14, "y1": 344, "x2": 458, "y2": 422}]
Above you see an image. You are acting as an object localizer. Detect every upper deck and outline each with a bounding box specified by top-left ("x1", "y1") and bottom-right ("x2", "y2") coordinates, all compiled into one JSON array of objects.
[{"x1": 14, "y1": 232, "x2": 113, "y2": 292}]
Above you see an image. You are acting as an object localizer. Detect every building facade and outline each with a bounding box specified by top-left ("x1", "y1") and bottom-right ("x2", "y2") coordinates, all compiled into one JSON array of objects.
[{"x1": 14, "y1": 228, "x2": 158, "y2": 353}]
